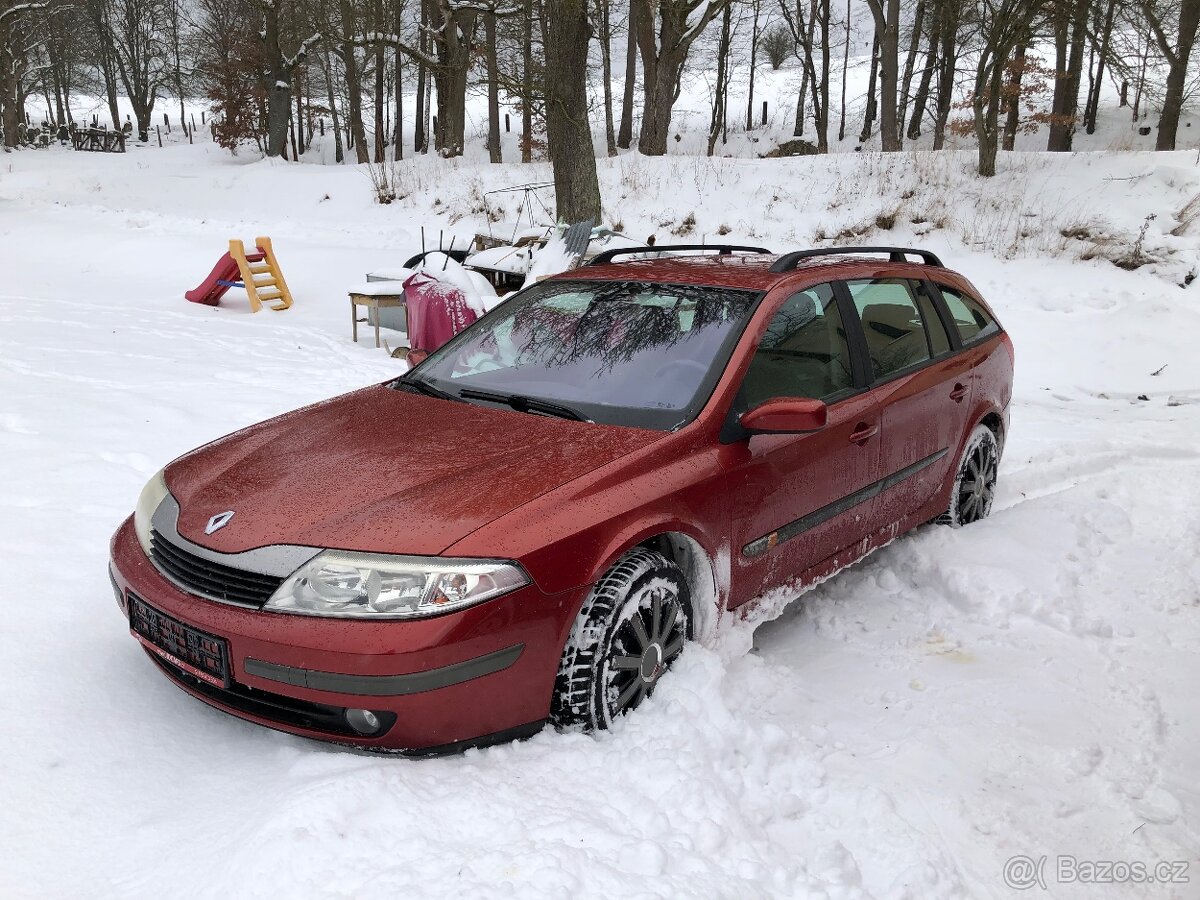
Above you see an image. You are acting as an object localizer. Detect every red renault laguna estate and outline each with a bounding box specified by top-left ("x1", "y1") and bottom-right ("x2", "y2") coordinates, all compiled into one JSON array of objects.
[{"x1": 109, "y1": 245, "x2": 1012, "y2": 754}]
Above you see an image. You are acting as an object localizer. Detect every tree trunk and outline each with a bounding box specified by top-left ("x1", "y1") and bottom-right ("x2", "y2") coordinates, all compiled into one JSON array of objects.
[
  {"x1": 393, "y1": 1, "x2": 404, "y2": 160},
  {"x1": 1156, "y1": 0, "x2": 1200, "y2": 151},
  {"x1": 339, "y1": 40, "x2": 370, "y2": 163},
  {"x1": 617, "y1": 0, "x2": 637, "y2": 148},
  {"x1": 543, "y1": 0, "x2": 602, "y2": 223},
  {"x1": 598, "y1": 0, "x2": 617, "y2": 155},
  {"x1": 433, "y1": 53, "x2": 470, "y2": 157},
  {"x1": 907, "y1": 11, "x2": 937, "y2": 140},
  {"x1": 323, "y1": 52, "x2": 345, "y2": 163},
  {"x1": 0, "y1": 65, "x2": 20, "y2": 147},
  {"x1": 1083, "y1": 0, "x2": 1116, "y2": 134},
  {"x1": 431, "y1": 5, "x2": 474, "y2": 157},
  {"x1": 839, "y1": 0, "x2": 849, "y2": 141},
  {"x1": 637, "y1": 54, "x2": 681, "y2": 155},
  {"x1": 807, "y1": 0, "x2": 830, "y2": 152},
  {"x1": 745, "y1": 0, "x2": 760, "y2": 130},
  {"x1": 522, "y1": 0, "x2": 534, "y2": 160},
  {"x1": 295, "y1": 69, "x2": 306, "y2": 156},
  {"x1": 897, "y1": 0, "x2": 925, "y2": 135},
  {"x1": 866, "y1": 0, "x2": 901, "y2": 150},
  {"x1": 708, "y1": 2, "x2": 732, "y2": 155},
  {"x1": 1047, "y1": 0, "x2": 1088, "y2": 152},
  {"x1": 860, "y1": 35, "x2": 879, "y2": 142},
  {"x1": 485, "y1": 10, "x2": 502, "y2": 162},
  {"x1": 263, "y1": 0, "x2": 292, "y2": 158},
  {"x1": 1002, "y1": 44, "x2": 1026, "y2": 151},
  {"x1": 414, "y1": 0, "x2": 428, "y2": 153},
  {"x1": 975, "y1": 59, "x2": 1004, "y2": 177},
  {"x1": 634, "y1": 0, "x2": 729, "y2": 156},
  {"x1": 931, "y1": 0, "x2": 958, "y2": 150},
  {"x1": 373, "y1": 0, "x2": 386, "y2": 161}
]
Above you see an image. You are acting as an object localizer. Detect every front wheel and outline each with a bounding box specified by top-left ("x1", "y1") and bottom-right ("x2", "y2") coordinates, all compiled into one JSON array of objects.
[
  {"x1": 941, "y1": 424, "x2": 999, "y2": 527},
  {"x1": 551, "y1": 548, "x2": 691, "y2": 731}
]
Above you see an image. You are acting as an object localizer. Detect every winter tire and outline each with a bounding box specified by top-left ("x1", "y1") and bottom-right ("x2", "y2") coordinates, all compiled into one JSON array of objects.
[
  {"x1": 551, "y1": 548, "x2": 691, "y2": 731},
  {"x1": 941, "y1": 423, "x2": 999, "y2": 527}
]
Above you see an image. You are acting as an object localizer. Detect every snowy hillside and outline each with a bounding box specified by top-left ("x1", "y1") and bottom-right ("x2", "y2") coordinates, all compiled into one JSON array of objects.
[{"x1": 1, "y1": 141, "x2": 1198, "y2": 899}]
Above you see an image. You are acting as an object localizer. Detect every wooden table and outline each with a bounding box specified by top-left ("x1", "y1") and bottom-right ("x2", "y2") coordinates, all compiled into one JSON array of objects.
[{"x1": 349, "y1": 292, "x2": 406, "y2": 349}]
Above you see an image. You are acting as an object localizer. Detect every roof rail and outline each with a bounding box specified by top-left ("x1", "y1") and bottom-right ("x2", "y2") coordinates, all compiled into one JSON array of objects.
[
  {"x1": 586, "y1": 243, "x2": 772, "y2": 267},
  {"x1": 768, "y1": 246, "x2": 944, "y2": 273}
]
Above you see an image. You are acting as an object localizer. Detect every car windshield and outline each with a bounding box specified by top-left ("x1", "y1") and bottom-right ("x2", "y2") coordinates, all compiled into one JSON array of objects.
[{"x1": 401, "y1": 280, "x2": 762, "y2": 430}]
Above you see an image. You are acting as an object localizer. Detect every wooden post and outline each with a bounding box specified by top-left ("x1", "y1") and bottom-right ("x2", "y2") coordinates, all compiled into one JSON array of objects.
[
  {"x1": 505, "y1": 113, "x2": 510, "y2": 132},
  {"x1": 319, "y1": 118, "x2": 325, "y2": 136},
  {"x1": 188, "y1": 123, "x2": 193, "y2": 144},
  {"x1": 201, "y1": 111, "x2": 206, "y2": 125},
  {"x1": 156, "y1": 125, "x2": 162, "y2": 147},
  {"x1": 164, "y1": 112, "x2": 170, "y2": 132},
  {"x1": 191, "y1": 114, "x2": 197, "y2": 133},
  {"x1": 761, "y1": 100, "x2": 768, "y2": 127}
]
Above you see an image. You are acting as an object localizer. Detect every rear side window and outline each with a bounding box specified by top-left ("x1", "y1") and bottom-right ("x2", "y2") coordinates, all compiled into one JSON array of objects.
[
  {"x1": 742, "y1": 283, "x2": 853, "y2": 405},
  {"x1": 915, "y1": 287, "x2": 952, "y2": 355},
  {"x1": 846, "y1": 279, "x2": 931, "y2": 380},
  {"x1": 939, "y1": 286, "x2": 999, "y2": 344}
]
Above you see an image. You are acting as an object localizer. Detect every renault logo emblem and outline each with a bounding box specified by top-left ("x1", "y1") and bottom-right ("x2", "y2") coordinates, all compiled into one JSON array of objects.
[{"x1": 205, "y1": 511, "x2": 235, "y2": 535}]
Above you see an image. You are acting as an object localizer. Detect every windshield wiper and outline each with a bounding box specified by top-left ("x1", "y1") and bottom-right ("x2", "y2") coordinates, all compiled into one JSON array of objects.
[
  {"x1": 394, "y1": 375, "x2": 460, "y2": 403},
  {"x1": 458, "y1": 388, "x2": 590, "y2": 422}
]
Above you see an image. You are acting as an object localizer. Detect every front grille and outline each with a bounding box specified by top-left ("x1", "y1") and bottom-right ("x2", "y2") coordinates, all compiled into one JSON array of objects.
[{"x1": 150, "y1": 528, "x2": 283, "y2": 606}]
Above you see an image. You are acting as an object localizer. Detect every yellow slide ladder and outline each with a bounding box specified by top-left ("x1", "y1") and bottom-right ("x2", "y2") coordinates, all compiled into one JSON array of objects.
[{"x1": 230, "y1": 236, "x2": 294, "y2": 312}]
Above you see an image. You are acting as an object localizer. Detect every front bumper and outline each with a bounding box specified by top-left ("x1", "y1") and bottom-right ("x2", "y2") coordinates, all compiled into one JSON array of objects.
[{"x1": 109, "y1": 516, "x2": 584, "y2": 752}]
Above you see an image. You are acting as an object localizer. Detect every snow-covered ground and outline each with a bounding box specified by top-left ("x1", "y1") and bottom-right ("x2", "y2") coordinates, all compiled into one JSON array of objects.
[{"x1": 2, "y1": 142, "x2": 1199, "y2": 899}]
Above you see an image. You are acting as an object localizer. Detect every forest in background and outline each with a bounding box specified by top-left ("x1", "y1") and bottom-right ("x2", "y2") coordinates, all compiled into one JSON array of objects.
[{"x1": 3, "y1": 0, "x2": 1200, "y2": 222}]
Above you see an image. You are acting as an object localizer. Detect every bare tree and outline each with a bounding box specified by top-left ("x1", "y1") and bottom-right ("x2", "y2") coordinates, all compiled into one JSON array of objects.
[
  {"x1": 633, "y1": 0, "x2": 731, "y2": 155},
  {"x1": 594, "y1": 0, "x2": 618, "y2": 155},
  {"x1": 1082, "y1": 0, "x2": 1116, "y2": 134},
  {"x1": 617, "y1": 0, "x2": 636, "y2": 148},
  {"x1": 2, "y1": 0, "x2": 56, "y2": 146},
  {"x1": 484, "y1": 5, "x2": 501, "y2": 161},
  {"x1": 1046, "y1": 0, "x2": 1089, "y2": 151},
  {"x1": 707, "y1": 0, "x2": 732, "y2": 155},
  {"x1": 969, "y1": 0, "x2": 1039, "y2": 175},
  {"x1": 864, "y1": 0, "x2": 901, "y2": 150},
  {"x1": 744, "y1": 0, "x2": 761, "y2": 130},
  {"x1": 930, "y1": 0, "x2": 960, "y2": 149},
  {"x1": 543, "y1": 0, "x2": 601, "y2": 221},
  {"x1": 1142, "y1": 0, "x2": 1200, "y2": 150},
  {"x1": 778, "y1": 0, "x2": 831, "y2": 151}
]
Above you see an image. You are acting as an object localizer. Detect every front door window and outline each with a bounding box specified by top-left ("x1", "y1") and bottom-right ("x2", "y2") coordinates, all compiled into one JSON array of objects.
[{"x1": 741, "y1": 283, "x2": 854, "y2": 406}]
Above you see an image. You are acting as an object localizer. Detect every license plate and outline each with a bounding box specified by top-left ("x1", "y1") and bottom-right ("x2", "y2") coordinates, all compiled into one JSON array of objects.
[{"x1": 130, "y1": 594, "x2": 230, "y2": 688}]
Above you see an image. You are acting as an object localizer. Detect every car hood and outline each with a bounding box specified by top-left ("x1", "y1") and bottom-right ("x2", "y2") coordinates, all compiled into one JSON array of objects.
[{"x1": 167, "y1": 384, "x2": 665, "y2": 556}]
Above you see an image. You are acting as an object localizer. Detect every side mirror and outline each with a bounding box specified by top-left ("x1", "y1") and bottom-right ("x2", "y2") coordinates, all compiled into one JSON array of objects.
[{"x1": 740, "y1": 397, "x2": 827, "y2": 434}]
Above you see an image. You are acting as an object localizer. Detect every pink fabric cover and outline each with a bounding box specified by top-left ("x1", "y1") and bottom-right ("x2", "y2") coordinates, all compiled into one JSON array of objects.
[{"x1": 402, "y1": 272, "x2": 480, "y2": 353}]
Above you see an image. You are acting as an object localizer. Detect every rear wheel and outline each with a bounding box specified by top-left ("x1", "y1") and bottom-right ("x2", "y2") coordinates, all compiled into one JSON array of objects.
[
  {"x1": 941, "y1": 424, "x2": 999, "y2": 526},
  {"x1": 551, "y1": 548, "x2": 690, "y2": 731}
]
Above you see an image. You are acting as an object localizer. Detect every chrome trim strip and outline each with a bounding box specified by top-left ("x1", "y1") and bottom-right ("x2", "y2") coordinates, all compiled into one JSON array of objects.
[
  {"x1": 243, "y1": 644, "x2": 526, "y2": 696},
  {"x1": 151, "y1": 493, "x2": 322, "y2": 578}
]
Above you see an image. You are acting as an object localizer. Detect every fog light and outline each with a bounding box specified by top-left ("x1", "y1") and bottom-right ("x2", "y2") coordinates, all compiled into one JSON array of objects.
[{"x1": 345, "y1": 708, "x2": 383, "y2": 735}]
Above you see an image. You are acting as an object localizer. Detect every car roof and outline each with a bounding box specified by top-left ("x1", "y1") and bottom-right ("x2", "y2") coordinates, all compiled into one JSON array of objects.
[{"x1": 564, "y1": 252, "x2": 973, "y2": 294}]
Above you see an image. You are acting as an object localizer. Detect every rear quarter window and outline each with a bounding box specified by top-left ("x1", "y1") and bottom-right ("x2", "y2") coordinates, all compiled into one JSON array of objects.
[{"x1": 938, "y1": 285, "x2": 999, "y2": 344}]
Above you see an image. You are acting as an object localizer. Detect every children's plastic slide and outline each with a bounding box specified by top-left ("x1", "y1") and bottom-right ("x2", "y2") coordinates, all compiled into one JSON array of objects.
[{"x1": 184, "y1": 252, "x2": 241, "y2": 306}]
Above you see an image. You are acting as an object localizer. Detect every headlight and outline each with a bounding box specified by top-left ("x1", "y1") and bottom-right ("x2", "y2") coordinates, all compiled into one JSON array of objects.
[
  {"x1": 264, "y1": 551, "x2": 530, "y2": 619},
  {"x1": 134, "y1": 468, "x2": 169, "y2": 555}
]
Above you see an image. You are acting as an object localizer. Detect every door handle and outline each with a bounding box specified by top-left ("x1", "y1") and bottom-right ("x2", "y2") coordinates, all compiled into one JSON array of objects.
[
  {"x1": 950, "y1": 382, "x2": 968, "y2": 402},
  {"x1": 849, "y1": 422, "x2": 878, "y2": 445}
]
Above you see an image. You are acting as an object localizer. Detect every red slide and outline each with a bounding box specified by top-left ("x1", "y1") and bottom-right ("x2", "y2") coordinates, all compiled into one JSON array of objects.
[{"x1": 185, "y1": 252, "x2": 240, "y2": 306}]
